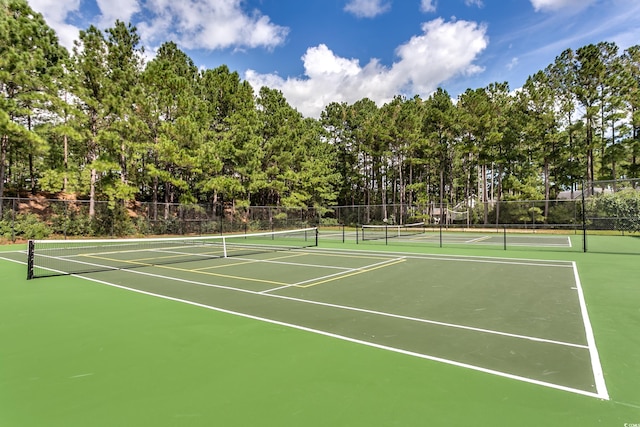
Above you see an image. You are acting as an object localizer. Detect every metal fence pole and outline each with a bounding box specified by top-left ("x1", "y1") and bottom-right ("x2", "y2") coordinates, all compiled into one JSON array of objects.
[
  {"x1": 581, "y1": 181, "x2": 587, "y2": 253},
  {"x1": 503, "y1": 226, "x2": 507, "y2": 250}
]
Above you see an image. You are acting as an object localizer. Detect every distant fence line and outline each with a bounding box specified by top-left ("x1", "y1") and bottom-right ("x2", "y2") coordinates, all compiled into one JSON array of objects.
[
  {"x1": 0, "y1": 197, "x2": 630, "y2": 226},
  {"x1": 1, "y1": 177, "x2": 639, "y2": 240},
  {"x1": 0, "y1": 196, "x2": 595, "y2": 235}
]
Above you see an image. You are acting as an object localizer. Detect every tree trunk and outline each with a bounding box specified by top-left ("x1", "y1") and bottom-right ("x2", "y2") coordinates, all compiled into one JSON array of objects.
[
  {"x1": 89, "y1": 112, "x2": 98, "y2": 218},
  {"x1": 28, "y1": 115, "x2": 35, "y2": 194},
  {"x1": 495, "y1": 164, "x2": 503, "y2": 226},
  {"x1": 152, "y1": 175, "x2": 158, "y2": 221},
  {"x1": 544, "y1": 160, "x2": 550, "y2": 220},
  {"x1": 164, "y1": 181, "x2": 170, "y2": 220},
  {"x1": 0, "y1": 134, "x2": 7, "y2": 218},
  {"x1": 89, "y1": 167, "x2": 97, "y2": 217},
  {"x1": 398, "y1": 152, "x2": 404, "y2": 224},
  {"x1": 482, "y1": 164, "x2": 488, "y2": 224},
  {"x1": 439, "y1": 162, "x2": 445, "y2": 224},
  {"x1": 382, "y1": 159, "x2": 388, "y2": 222},
  {"x1": 63, "y1": 133, "x2": 68, "y2": 192},
  {"x1": 121, "y1": 141, "x2": 127, "y2": 186}
]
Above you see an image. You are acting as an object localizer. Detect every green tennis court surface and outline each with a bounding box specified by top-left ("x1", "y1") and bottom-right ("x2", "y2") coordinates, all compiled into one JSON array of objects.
[
  {"x1": 373, "y1": 231, "x2": 572, "y2": 247},
  {"x1": 327, "y1": 226, "x2": 578, "y2": 250},
  {"x1": 1, "y1": 233, "x2": 639, "y2": 426}
]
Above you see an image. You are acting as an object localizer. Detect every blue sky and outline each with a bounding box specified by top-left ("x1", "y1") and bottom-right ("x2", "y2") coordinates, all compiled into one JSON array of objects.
[{"x1": 29, "y1": 0, "x2": 640, "y2": 117}]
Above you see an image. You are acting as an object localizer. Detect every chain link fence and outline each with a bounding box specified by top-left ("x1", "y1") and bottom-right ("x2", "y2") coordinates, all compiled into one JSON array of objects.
[
  {"x1": 1, "y1": 179, "x2": 639, "y2": 254},
  {"x1": 0, "y1": 197, "x2": 321, "y2": 241}
]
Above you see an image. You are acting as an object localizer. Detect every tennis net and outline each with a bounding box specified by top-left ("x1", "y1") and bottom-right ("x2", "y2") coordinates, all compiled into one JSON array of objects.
[
  {"x1": 361, "y1": 222, "x2": 425, "y2": 241},
  {"x1": 27, "y1": 227, "x2": 318, "y2": 279}
]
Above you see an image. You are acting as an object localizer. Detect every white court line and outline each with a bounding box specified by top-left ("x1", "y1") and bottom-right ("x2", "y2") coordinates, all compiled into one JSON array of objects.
[
  {"x1": 572, "y1": 262, "x2": 609, "y2": 400},
  {"x1": 62, "y1": 271, "x2": 606, "y2": 400},
  {"x1": 307, "y1": 246, "x2": 574, "y2": 267},
  {"x1": 223, "y1": 256, "x2": 352, "y2": 271},
  {"x1": 0, "y1": 255, "x2": 28, "y2": 265},
  {"x1": 14, "y1": 252, "x2": 584, "y2": 350},
  {"x1": 2, "y1": 252, "x2": 605, "y2": 399},
  {"x1": 30, "y1": 253, "x2": 587, "y2": 352},
  {"x1": 261, "y1": 257, "x2": 406, "y2": 293},
  {"x1": 466, "y1": 236, "x2": 492, "y2": 244}
]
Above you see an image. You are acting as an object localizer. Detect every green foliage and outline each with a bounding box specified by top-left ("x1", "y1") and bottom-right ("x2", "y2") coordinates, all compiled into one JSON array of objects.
[
  {"x1": 319, "y1": 217, "x2": 340, "y2": 226},
  {"x1": 4, "y1": 3, "x2": 640, "y2": 233},
  {"x1": 0, "y1": 0, "x2": 68, "y2": 203},
  {"x1": 90, "y1": 203, "x2": 136, "y2": 236},
  {"x1": 589, "y1": 189, "x2": 640, "y2": 232},
  {"x1": 546, "y1": 202, "x2": 581, "y2": 225},
  {"x1": 0, "y1": 212, "x2": 52, "y2": 240},
  {"x1": 38, "y1": 169, "x2": 66, "y2": 193},
  {"x1": 49, "y1": 204, "x2": 93, "y2": 236}
]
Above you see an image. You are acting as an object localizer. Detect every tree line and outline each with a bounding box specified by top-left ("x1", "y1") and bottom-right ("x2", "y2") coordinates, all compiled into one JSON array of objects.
[{"x1": 2, "y1": 0, "x2": 639, "y2": 224}]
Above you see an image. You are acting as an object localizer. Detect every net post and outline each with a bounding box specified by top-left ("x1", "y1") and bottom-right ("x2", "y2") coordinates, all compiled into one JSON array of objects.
[
  {"x1": 439, "y1": 222, "x2": 443, "y2": 248},
  {"x1": 356, "y1": 224, "x2": 359, "y2": 244},
  {"x1": 222, "y1": 236, "x2": 228, "y2": 258},
  {"x1": 385, "y1": 224, "x2": 388, "y2": 245},
  {"x1": 27, "y1": 240, "x2": 35, "y2": 280},
  {"x1": 503, "y1": 226, "x2": 507, "y2": 250},
  {"x1": 315, "y1": 227, "x2": 319, "y2": 247}
]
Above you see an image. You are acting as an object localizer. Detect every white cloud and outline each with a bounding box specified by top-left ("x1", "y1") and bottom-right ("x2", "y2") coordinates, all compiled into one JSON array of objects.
[
  {"x1": 245, "y1": 19, "x2": 488, "y2": 118},
  {"x1": 96, "y1": 0, "x2": 141, "y2": 28},
  {"x1": 465, "y1": 0, "x2": 484, "y2": 7},
  {"x1": 28, "y1": 0, "x2": 81, "y2": 49},
  {"x1": 29, "y1": 0, "x2": 287, "y2": 52},
  {"x1": 507, "y1": 57, "x2": 519, "y2": 70},
  {"x1": 420, "y1": 0, "x2": 436, "y2": 13},
  {"x1": 344, "y1": 0, "x2": 391, "y2": 18},
  {"x1": 137, "y1": 0, "x2": 289, "y2": 50},
  {"x1": 530, "y1": 0, "x2": 596, "y2": 12}
]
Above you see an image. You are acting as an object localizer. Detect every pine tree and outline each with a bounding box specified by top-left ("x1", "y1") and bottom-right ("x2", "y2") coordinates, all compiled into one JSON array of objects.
[{"x1": 0, "y1": 0, "x2": 66, "y2": 215}]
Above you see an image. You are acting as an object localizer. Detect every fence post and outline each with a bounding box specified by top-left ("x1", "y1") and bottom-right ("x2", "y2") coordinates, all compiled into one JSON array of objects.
[
  {"x1": 11, "y1": 198, "x2": 16, "y2": 242},
  {"x1": 581, "y1": 180, "x2": 587, "y2": 253},
  {"x1": 503, "y1": 226, "x2": 507, "y2": 250}
]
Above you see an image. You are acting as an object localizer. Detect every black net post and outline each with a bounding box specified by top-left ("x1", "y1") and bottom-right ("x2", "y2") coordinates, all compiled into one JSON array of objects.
[
  {"x1": 26, "y1": 240, "x2": 35, "y2": 280},
  {"x1": 439, "y1": 222, "x2": 443, "y2": 248},
  {"x1": 503, "y1": 226, "x2": 507, "y2": 250}
]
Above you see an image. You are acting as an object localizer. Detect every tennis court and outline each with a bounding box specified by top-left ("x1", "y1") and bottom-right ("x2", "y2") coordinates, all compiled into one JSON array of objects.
[
  {"x1": 324, "y1": 224, "x2": 578, "y2": 250},
  {"x1": 5, "y1": 230, "x2": 605, "y2": 395},
  {"x1": 370, "y1": 229, "x2": 572, "y2": 248},
  {"x1": 1, "y1": 229, "x2": 639, "y2": 426}
]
